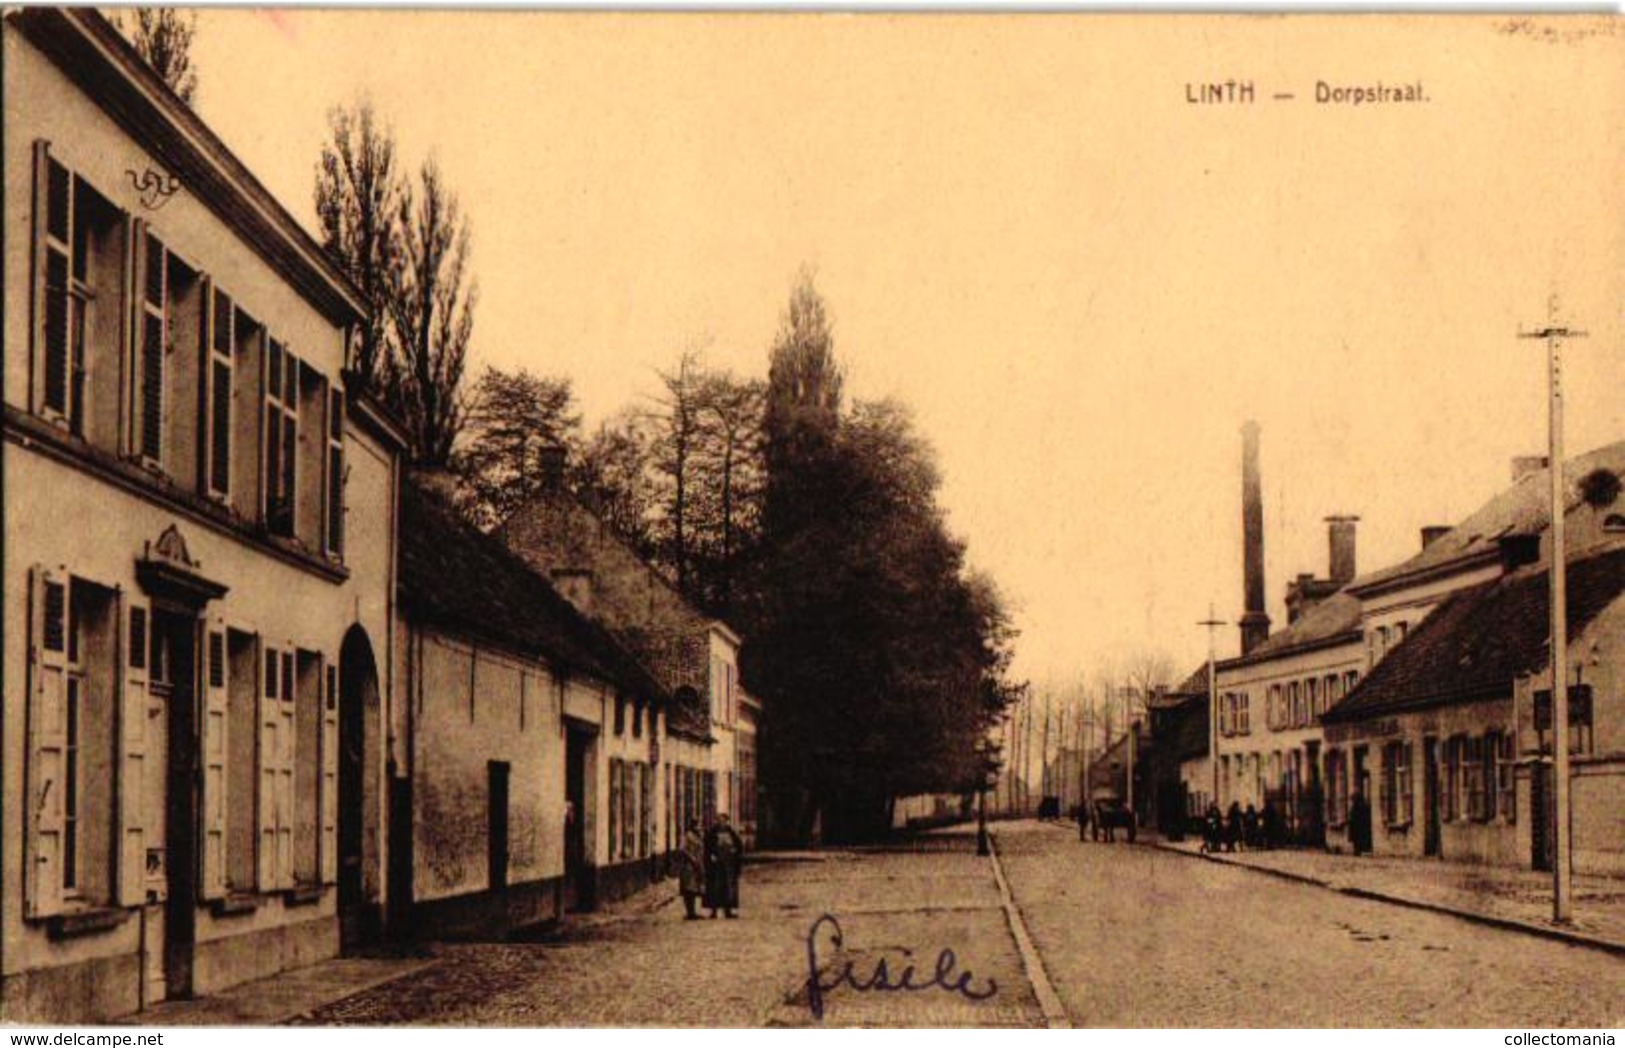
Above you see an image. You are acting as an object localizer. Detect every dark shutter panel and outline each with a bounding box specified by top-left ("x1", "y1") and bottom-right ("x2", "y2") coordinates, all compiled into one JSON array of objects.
[
  {"x1": 43, "y1": 580, "x2": 67, "y2": 653},
  {"x1": 267, "y1": 340, "x2": 283, "y2": 401},
  {"x1": 265, "y1": 649, "x2": 279, "y2": 699},
  {"x1": 46, "y1": 160, "x2": 69, "y2": 242},
  {"x1": 43, "y1": 252, "x2": 69, "y2": 414},
  {"x1": 209, "y1": 631, "x2": 226, "y2": 689},
  {"x1": 330, "y1": 389, "x2": 343, "y2": 441},
  {"x1": 144, "y1": 234, "x2": 163, "y2": 307},
  {"x1": 129, "y1": 607, "x2": 148, "y2": 670},
  {"x1": 211, "y1": 359, "x2": 232, "y2": 494},
  {"x1": 328, "y1": 445, "x2": 344, "y2": 555},
  {"x1": 281, "y1": 652, "x2": 294, "y2": 706},
  {"x1": 282, "y1": 415, "x2": 297, "y2": 526},
  {"x1": 141, "y1": 312, "x2": 164, "y2": 460}
]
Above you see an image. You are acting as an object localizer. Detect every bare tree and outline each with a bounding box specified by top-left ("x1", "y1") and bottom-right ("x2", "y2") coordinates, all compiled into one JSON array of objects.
[
  {"x1": 386, "y1": 158, "x2": 476, "y2": 466},
  {"x1": 116, "y1": 9, "x2": 199, "y2": 103},
  {"x1": 649, "y1": 349, "x2": 707, "y2": 593},
  {"x1": 315, "y1": 100, "x2": 404, "y2": 389}
]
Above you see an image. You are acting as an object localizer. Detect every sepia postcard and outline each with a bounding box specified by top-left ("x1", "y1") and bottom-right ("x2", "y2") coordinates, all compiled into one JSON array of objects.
[{"x1": 2, "y1": 5, "x2": 1623, "y2": 1035}]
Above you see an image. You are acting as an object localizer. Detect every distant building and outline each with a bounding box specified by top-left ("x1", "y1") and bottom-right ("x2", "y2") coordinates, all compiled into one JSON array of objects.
[
  {"x1": 4, "y1": 9, "x2": 403, "y2": 1019},
  {"x1": 498, "y1": 451, "x2": 760, "y2": 846}
]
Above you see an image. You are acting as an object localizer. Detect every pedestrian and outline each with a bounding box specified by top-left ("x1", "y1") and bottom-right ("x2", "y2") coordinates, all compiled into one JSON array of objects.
[
  {"x1": 1225, "y1": 801, "x2": 1243, "y2": 853},
  {"x1": 1074, "y1": 802, "x2": 1090, "y2": 842},
  {"x1": 1201, "y1": 803, "x2": 1223, "y2": 854},
  {"x1": 1243, "y1": 803, "x2": 1261, "y2": 850},
  {"x1": 1262, "y1": 798, "x2": 1284, "y2": 850},
  {"x1": 1348, "y1": 787, "x2": 1373, "y2": 856},
  {"x1": 677, "y1": 819, "x2": 706, "y2": 919},
  {"x1": 704, "y1": 811, "x2": 744, "y2": 919}
]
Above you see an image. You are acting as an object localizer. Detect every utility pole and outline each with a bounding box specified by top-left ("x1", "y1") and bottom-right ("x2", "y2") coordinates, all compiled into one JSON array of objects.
[
  {"x1": 1520, "y1": 295, "x2": 1585, "y2": 924},
  {"x1": 1201, "y1": 604, "x2": 1226, "y2": 811},
  {"x1": 1123, "y1": 684, "x2": 1136, "y2": 822}
]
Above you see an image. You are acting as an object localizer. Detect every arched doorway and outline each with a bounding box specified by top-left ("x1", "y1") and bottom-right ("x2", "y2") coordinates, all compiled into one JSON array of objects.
[{"x1": 338, "y1": 625, "x2": 381, "y2": 949}]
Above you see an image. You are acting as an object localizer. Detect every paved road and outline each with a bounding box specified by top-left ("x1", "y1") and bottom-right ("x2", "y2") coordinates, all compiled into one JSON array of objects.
[
  {"x1": 995, "y1": 822, "x2": 1625, "y2": 1027},
  {"x1": 295, "y1": 823, "x2": 1624, "y2": 1027},
  {"x1": 298, "y1": 834, "x2": 1041, "y2": 1027}
]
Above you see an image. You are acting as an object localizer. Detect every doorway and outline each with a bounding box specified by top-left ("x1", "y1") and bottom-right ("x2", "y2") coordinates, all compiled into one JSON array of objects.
[
  {"x1": 563, "y1": 724, "x2": 593, "y2": 912},
  {"x1": 1531, "y1": 763, "x2": 1553, "y2": 872},
  {"x1": 338, "y1": 627, "x2": 380, "y2": 949},
  {"x1": 154, "y1": 608, "x2": 198, "y2": 999},
  {"x1": 488, "y1": 761, "x2": 511, "y2": 892},
  {"x1": 1423, "y1": 736, "x2": 1441, "y2": 857}
]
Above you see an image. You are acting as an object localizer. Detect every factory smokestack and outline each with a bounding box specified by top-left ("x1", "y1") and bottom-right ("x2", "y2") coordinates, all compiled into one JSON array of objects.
[{"x1": 1240, "y1": 421, "x2": 1271, "y2": 655}]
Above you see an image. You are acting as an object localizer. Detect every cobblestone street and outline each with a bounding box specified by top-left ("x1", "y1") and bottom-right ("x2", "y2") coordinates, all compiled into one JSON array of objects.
[
  {"x1": 995, "y1": 822, "x2": 1625, "y2": 1027},
  {"x1": 297, "y1": 832, "x2": 1042, "y2": 1027},
  {"x1": 272, "y1": 822, "x2": 1625, "y2": 1028}
]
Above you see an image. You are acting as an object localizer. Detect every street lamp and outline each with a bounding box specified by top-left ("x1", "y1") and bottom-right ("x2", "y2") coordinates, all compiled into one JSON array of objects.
[{"x1": 1200, "y1": 604, "x2": 1225, "y2": 812}]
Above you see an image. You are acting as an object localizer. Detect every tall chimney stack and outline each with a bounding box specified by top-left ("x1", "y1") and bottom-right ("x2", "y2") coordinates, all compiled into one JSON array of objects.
[
  {"x1": 1240, "y1": 421, "x2": 1271, "y2": 655},
  {"x1": 1326, "y1": 515, "x2": 1359, "y2": 585}
]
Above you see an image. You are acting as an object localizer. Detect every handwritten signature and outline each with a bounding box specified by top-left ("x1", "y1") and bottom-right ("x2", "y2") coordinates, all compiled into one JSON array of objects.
[{"x1": 804, "y1": 912, "x2": 998, "y2": 1021}]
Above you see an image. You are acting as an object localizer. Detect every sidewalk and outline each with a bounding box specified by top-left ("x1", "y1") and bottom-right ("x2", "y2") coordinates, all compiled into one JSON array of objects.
[
  {"x1": 1153, "y1": 836, "x2": 1625, "y2": 955},
  {"x1": 125, "y1": 955, "x2": 438, "y2": 1026}
]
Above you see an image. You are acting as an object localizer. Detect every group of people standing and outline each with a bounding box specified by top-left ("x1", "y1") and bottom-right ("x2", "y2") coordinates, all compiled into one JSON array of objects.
[
  {"x1": 676, "y1": 813, "x2": 745, "y2": 919},
  {"x1": 1200, "y1": 799, "x2": 1287, "y2": 853}
]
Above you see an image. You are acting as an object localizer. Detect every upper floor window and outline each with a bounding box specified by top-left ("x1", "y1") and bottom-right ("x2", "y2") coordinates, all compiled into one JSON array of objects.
[{"x1": 27, "y1": 143, "x2": 347, "y2": 563}]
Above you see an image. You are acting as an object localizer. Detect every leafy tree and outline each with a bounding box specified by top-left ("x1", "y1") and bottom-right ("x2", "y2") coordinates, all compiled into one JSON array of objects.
[
  {"x1": 742, "y1": 274, "x2": 1018, "y2": 844},
  {"x1": 116, "y1": 9, "x2": 199, "y2": 103},
  {"x1": 315, "y1": 100, "x2": 404, "y2": 389},
  {"x1": 571, "y1": 410, "x2": 661, "y2": 558},
  {"x1": 385, "y1": 157, "x2": 477, "y2": 466},
  {"x1": 454, "y1": 367, "x2": 580, "y2": 530}
]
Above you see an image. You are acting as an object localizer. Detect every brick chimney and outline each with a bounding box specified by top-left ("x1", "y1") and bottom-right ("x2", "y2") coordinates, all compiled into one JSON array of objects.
[
  {"x1": 1420, "y1": 525, "x2": 1451, "y2": 550},
  {"x1": 1326, "y1": 515, "x2": 1359, "y2": 585},
  {"x1": 550, "y1": 567, "x2": 594, "y2": 615},
  {"x1": 538, "y1": 443, "x2": 567, "y2": 493},
  {"x1": 1239, "y1": 421, "x2": 1270, "y2": 655}
]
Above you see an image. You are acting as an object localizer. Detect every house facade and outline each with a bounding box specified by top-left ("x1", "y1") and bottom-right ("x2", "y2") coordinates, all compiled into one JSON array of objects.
[{"x1": 4, "y1": 9, "x2": 402, "y2": 1020}]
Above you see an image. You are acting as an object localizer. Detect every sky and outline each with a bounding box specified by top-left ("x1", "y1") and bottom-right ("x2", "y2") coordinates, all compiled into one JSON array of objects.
[{"x1": 183, "y1": 11, "x2": 1623, "y2": 687}]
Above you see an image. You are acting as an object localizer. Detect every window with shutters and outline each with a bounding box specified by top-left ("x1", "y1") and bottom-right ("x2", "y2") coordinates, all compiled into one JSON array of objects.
[
  {"x1": 1463, "y1": 735, "x2": 1488, "y2": 822},
  {"x1": 1441, "y1": 736, "x2": 1461, "y2": 822},
  {"x1": 639, "y1": 763, "x2": 652, "y2": 859},
  {"x1": 27, "y1": 572, "x2": 119, "y2": 915},
  {"x1": 297, "y1": 363, "x2": 330, "y2": 548},
  {"x1": 265, "y1": 342, "x2": 299, "y2": 537},
  {"x1": 35, "y1": 152, "x2": 125, "y2": 447},
  {"x1": 326, "y1": 388, "x2": 345, "y2": 558},
  {"x1": 1495, "y1": 732, "x2": 1516, "y2": 823},
  {"x1": 259, "y1": 645, "x2": 296, "y2": 889},
  {"x1": 1382, "y1": 740, "x2": 1412, "y2": 827}
]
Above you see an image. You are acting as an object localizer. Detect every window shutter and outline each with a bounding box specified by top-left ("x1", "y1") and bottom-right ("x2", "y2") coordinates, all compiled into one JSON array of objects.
[
  {"x1": 320, "y1": 662, "x2": 339, "y2": 883},
  {"x1": 26, "y1": 566, "x2": 70, "y2": 918},
  {"x1": 32, "y1": 143, "x2": 71, "y2": 420},
  {"x1": 206, "y1": 287, "x2": 234, "y2": 498},
  {"x1": 258, "y1": 641, "x2": 281, "y2": 890},
  {"x1": 277, "y1": 650, "x2": 296, "y2": 887},
  {"x1": 201, "y1": 619, "x2": 229, "y2": 899},
  {"x1": 116, "y1": 595, "x2": 151, "y2": 906},
  {"x1": 137, "y1": 230, "x2": 166, "y2": 464}
]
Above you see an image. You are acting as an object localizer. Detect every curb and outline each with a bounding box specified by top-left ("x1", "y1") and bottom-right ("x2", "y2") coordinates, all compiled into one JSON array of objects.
[
  {"x1": 985, "y1": 831, "x2": 1071, "y2": 1029},
  {"x1": 1150, "y1": 841, "x2": 1625, "y2": 958},
  {"x1": 278, "y1": 958, "x2": 441, "y2": 1025}
]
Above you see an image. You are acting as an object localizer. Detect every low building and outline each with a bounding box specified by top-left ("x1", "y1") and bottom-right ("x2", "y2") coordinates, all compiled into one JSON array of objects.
[
  {"x1": 4, "y1": 9, "x2": 403, "y2": 1019},
  {"x1": 1319, "y1": 443, "x2": 1625, "y2": 870},
  {"x1": 394, "y1": 478, "x2": 676, "y2": 935}
]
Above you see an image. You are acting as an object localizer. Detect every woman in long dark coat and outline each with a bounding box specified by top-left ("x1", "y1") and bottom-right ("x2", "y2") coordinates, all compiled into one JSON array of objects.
[
  {"x1": 677, "y1": 820, "x2": 706, "y2": 919},
  {"x1": 704, "y1": 813, "x2": 744, "y2": 918}
]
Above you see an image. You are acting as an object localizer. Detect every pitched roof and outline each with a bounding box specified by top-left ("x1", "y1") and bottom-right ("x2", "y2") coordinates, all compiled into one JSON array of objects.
[
  {"x1": 398, "y1": 477, "x2": 667, "y2": 706},
  {"x1": 1323, "y1": 544, "x2": 1625, "y2": 723},
  {"x1": 1222, "y1": 591, "x2": 1364, "y2": 668},
  {"x1": 1350, "y1": 441, "x2": 1625, "y2": 595}
]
